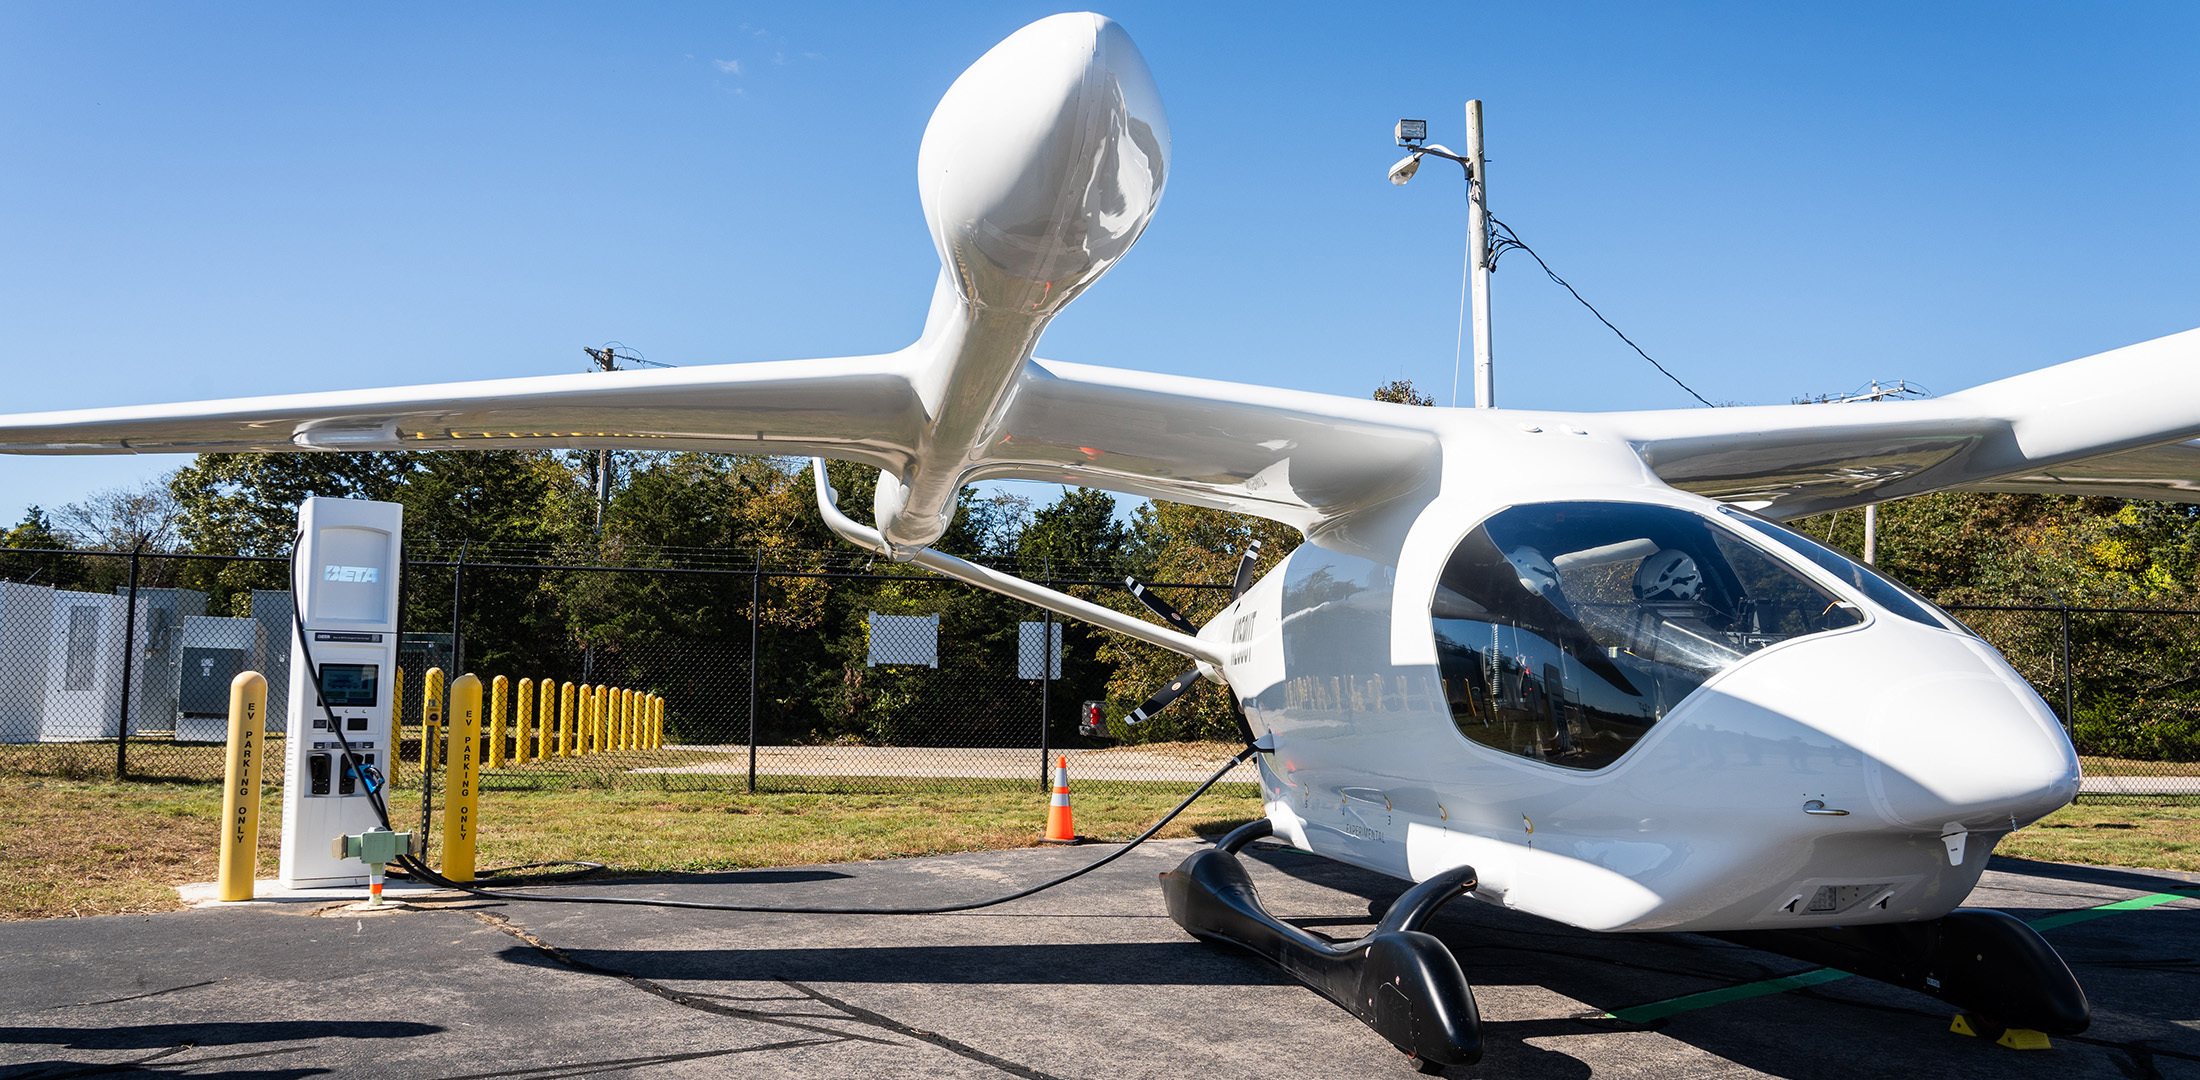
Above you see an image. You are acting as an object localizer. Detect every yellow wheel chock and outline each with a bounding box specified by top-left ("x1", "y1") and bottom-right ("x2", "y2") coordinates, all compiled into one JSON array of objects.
[{"x1": 1950, "y1": 1013, "x2": 2051, "y2": 1049}]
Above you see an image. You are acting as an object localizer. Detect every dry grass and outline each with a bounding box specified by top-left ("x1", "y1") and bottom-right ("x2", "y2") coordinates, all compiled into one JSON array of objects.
[
  {"x1": 2000, "y1": 800, "x2": 2200, "y2": 874},
  {"x1": 11, "y1": 768, "x2": 2192, "y2": 924},
  {"x1": 0, "y1": 775, "x2": 1261, "y2": 921},
  {"x1": 0, "y1": 778, "x2": 280, "y2": 920}
]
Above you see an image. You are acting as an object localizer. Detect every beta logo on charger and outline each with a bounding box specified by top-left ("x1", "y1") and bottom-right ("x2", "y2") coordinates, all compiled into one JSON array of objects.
[{"x1": 322, "y1": 565, "x2": 380, "y2": 583}]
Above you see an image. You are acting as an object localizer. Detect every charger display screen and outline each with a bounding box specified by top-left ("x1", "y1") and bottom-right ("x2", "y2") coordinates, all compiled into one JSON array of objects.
[{"x1": 317, "y1": 664, "x2": 378, "y2": 707}]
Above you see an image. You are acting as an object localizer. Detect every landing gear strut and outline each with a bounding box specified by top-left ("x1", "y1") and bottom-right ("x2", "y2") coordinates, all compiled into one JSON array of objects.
[{"x1": 1160, "y1": 821, "x2": 1483, "y2": 1070}]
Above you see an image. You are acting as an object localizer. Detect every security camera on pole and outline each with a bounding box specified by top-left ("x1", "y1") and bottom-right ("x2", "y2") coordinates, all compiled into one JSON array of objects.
[{"x1": 1389, "y1": 104, "x2": 1494, "y2": 409}]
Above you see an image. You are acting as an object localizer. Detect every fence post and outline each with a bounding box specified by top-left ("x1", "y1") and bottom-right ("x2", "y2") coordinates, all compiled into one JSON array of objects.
[
  {"x1": 450, "y1": 542, "x2": 468, "y2": 681},
  {"x1": 116, "y1": 541, "x2": 143, "y2": 779},
  {"x1": 1040, "y1": 556, "x2": 1052, "y2": 792},
  {"x1": 748, "y1": 552, "x2": 760, "y2": 794},
  {"x1": 2059, "y1": 604, "x2": 2075, "y2": 739}
]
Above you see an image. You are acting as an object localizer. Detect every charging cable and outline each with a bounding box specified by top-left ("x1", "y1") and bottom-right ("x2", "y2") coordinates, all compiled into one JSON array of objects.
[{"x1": 287, "y1": 530, "x2": 1260, "y2": 914}]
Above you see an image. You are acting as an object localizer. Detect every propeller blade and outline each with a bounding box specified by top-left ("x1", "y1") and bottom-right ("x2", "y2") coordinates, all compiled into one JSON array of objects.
[
  {"x1": 1128, "y1": 666, "x2": 1205, "y2": 725},
  {"x1": 1231, "y1": 539, "x2": 1263, "y2": 599},
  {"x1": 1125, "y1": 577, "x2": 1200, "y2": 636}
]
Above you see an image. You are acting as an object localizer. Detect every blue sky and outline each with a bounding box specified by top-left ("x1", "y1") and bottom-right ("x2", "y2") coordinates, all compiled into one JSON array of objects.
[{"x1": 4, "y1": 3, "x2": 2197, "y2": 528}]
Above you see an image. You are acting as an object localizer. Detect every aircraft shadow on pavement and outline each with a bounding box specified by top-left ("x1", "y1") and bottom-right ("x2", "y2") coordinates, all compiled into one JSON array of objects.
[
  {"x1": 504, "y1": 940, "x2": 1291, "y2": 987},
  {"x1": 573, "y1": 868, "x2": 853, "y2": 888},
  {"x1": 1, "y1": 1020, "x2": 440, "y2": 1080},
  {"x1": 1232, "y1": 844, "x2": 2199, "y2": 1080},
  {"x1": 0, "y1": 1021, "x2": 440, "y2": 1051}
]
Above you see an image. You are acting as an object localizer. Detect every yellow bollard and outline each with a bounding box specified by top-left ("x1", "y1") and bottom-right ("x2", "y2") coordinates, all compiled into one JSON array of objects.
[
  {"x1": 598, "y1": 685, "x2": 611, "y2": 751},
  {"x1": 611, "y1": 688, "x2": 623, "y2": 751},
  {"x1": 217, "y1": 670, "x2": 267, "y2": 902},
  {"x1": 488, "y1": 675, "x2": 509, "y2": 770},
  {"x1": 422, "y1": 667, "x2": 445, "y2": 773},
  {"x1": 588, "y1": 684, "x2": 603, "y2": 753},
  {"x1": 442, "y1": 673, "x2": 483, "y2": 882},
  {"x1": 618, "y1": 688, "x2": 632, "y2": 750},
  {"x1": 558, "y1": 680, "x2": 576, "y2": 757},
  {"x1": 652, "y1": 694, "x2": 664, "y2": 748},
  {"x1": 388, "y1": 665, "x2": 405, "y2": 788},
  {"x1": 513, "y1": 678, "x2": 534, "y2": 766},
  {"x1": 578, "y1": 684, "x2": 594, "y2": 755}
]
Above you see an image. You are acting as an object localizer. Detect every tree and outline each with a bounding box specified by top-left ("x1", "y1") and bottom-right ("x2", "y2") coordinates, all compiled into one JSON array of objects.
[
  {"x1": 54, "y1": 477, "x2": 185, "y2": 552},
  {"x1": 1017, "y1": 488, "x2": 1128, "y2": 578},
  {"x1": 1372, "y1": 378, "x2": 1436, "y2": 406},
  {"x1": 0, "y1": 507, "x2": 88, "y2": 589}
]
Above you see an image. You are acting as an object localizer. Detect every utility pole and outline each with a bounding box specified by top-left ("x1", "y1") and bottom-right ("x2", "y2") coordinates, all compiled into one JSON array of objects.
[
  {"x1": 1798, "y1": 379, "x2": 1928, "y2": 564},
  {"x1": 1465, "y1": 100, "x2": 1493, "y2": 409},
  {"x1": 582, "y1": 347, "x2": 619, "y2": 536}
]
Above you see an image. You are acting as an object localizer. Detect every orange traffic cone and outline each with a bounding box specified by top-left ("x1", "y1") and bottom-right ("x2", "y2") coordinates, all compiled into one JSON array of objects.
[{"x1": 1042, "y1": 755, "x2": 1079, "y2": 843}]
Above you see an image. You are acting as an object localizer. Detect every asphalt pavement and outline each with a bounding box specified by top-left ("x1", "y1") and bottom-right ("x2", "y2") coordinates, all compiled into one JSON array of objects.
[{"x1": 4, "y1": 839, "x2": 2197, "y2": 1079}]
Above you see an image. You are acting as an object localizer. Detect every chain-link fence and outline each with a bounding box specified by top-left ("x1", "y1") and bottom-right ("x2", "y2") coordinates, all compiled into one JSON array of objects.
[
  {"x1": 1945, "y1": 603, "x2": 2200, "y2": 802},
  {"x1": 0, "y1": 548, "x2": 1253, "y2": 807},
  {"x1": 2, "y1": 546, "x2": 2194, "y2": 805}
]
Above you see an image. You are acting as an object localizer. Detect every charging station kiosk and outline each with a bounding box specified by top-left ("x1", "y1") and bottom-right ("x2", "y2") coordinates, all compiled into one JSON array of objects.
[{"x1": 278, "y1": 497, "x2": 403, "y2": 888}]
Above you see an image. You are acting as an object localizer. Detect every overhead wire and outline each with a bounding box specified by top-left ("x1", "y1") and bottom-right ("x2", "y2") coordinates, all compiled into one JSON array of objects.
[{"x1": 1482, "y1": 213, "x2": 1717, "y2": 408}]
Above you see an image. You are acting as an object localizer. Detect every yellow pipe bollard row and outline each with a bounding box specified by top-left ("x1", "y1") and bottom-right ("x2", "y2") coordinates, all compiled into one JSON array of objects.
[
  {"x1": 443, "y1": 673, "x2": 483, "y2": 883},
  {"x1": 488, "y1": 674, "x2": 509, "y2": 770},
  {"x1": 217, "y1": 670, "x2": 268, "y2": 903}
]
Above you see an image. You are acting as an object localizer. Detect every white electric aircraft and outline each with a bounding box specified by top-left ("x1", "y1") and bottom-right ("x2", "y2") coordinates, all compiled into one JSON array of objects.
[{"x1": 6, "y1": 12, "x2": 2193, "y2": 1067}]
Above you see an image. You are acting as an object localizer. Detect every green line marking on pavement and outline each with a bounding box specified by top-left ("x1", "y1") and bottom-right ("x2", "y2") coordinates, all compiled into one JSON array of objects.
[
  {"x1": 2026, "y1": 887, "x2": 2200, "y2": 931},
  {"x1": 1597, "y1": 886, "x2": 2200, "y2": 1025},
  {"x1": 1604, "y1": 967, "x2": 1852, "y2": 1024}
]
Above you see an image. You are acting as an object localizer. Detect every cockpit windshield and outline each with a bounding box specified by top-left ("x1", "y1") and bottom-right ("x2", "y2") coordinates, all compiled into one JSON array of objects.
[{"x1": 1432, "y1": 501, "x2": 1862, "y2": 770}]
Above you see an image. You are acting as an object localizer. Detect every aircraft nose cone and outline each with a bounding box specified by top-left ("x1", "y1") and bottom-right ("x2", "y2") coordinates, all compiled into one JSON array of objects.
[
  {"x1": 1863, "y1": 638, "x2": 2079, "y2": 829},
  {"x1": 917, "y1": 12, "x2": 1169, "y2": 317}
]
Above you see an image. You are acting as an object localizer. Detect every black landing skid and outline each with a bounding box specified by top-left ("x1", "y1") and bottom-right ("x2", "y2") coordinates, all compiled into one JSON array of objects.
[
  {"x1": 1163, "y1": 821, "x2": 2093, "y2": 1072},
  {"x1": 1160, "y1": 820, "x2": 1482, "y2": 1072}
]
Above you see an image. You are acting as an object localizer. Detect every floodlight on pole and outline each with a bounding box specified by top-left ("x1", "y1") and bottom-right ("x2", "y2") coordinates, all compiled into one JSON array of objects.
[{"x1": 1387, "y1": 106, "x2": 1495, "y2": 409}]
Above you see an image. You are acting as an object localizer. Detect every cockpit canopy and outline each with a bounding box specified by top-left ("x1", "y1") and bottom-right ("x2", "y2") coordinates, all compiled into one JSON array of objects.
[{"x1": 1432, "y1": 501, "x2": 1884, "y2": 771}]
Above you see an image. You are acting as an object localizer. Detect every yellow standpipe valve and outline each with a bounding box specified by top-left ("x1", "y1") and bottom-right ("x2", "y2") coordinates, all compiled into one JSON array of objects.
[
  {"x1": 442, "y1": 673, "x2": 483, "y2": 882},
  {"x1": 513, "y1": 678, "x2": 534, "y2": 766},
  {"x1": 488, "y1": 675, "x2": 509, "y2": 770},
  {"x1": 388, "y1": 666, "x2": 404, "y2": 788},
  {"x1": 422, "y1": 667, "x2": 446, "y2": 773},
  {"x1": 558, "y1": 680, "x2": 576, "y2": 757},
  {"x1": 217, "y1": 670, "x2": 267, "y2": 902}
]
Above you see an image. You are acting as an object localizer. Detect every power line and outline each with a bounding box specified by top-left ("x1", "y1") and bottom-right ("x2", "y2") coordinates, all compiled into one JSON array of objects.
[{"x1": 1484, "y1": 216, "x2": 1716, "y2": 408}]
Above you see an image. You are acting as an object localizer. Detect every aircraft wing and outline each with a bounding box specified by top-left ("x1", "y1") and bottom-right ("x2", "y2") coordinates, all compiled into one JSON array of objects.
[
  {"x1": 0, "y1": 352, "x2": 1445, "y2": 537},
  {"x1": 1599, "y1": 326, "x2": 2200, "y2": 519},
  {"x1": 0, "y1": 356, "x2": 929, "y2": 473}
]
